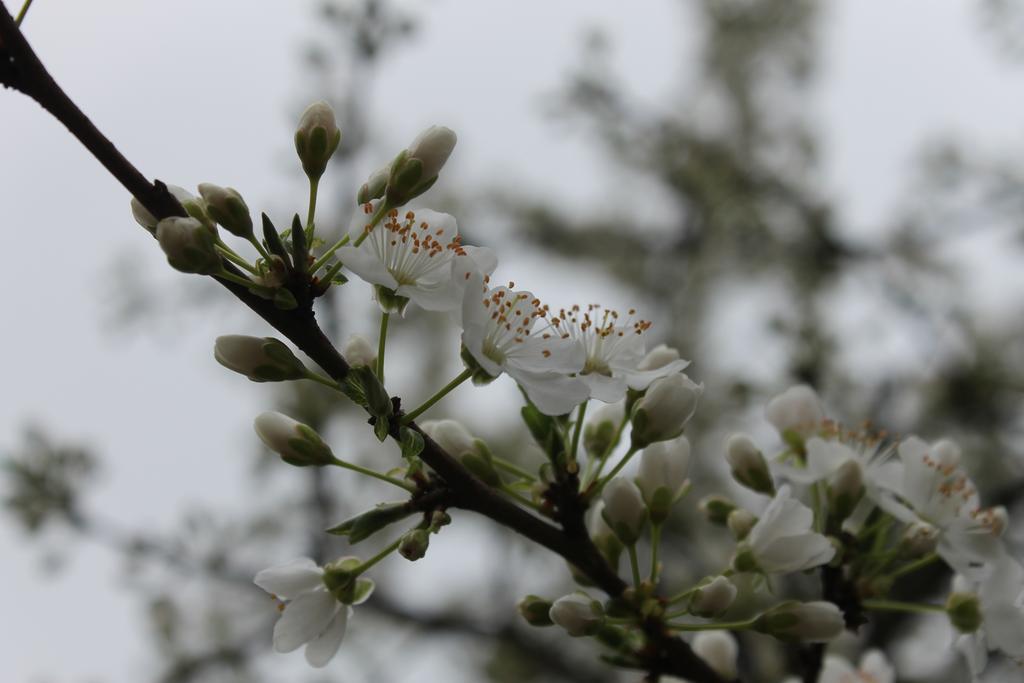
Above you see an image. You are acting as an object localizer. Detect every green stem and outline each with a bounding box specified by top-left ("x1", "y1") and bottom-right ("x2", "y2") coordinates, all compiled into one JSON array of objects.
[
  {"x1": 861, "y1": 599, "x2": 945, "y2": 615},
  {"x1": 330, "y1": 458, "x2": 414, "y2": 492},
  {"x1": 318, "y1": 260, "x2": 345, "y2": 287},
  {"x1": 888, "y1": 553, "x2": 940, "y2": 581},
  {"x1": 666, "y1": 618, "x2": 756, "y2": 633},
  {"x1": 402, "y1": 368, "x2": 474, "y2": 424},
  {"x1": 355, "y1": 537, "x2": 403, "y2": 575},
  {"x1": 667, "y1": 585, "x2": 702, "y2": 606},
  {"x1": 215, "y1": 269, "x2": 257, "y2": 289},
  {"x1": 14, "y1": 0, "x2": 33, "y2": 25},
  {"x1": 303, "y1": 370, "x2": 340, "y2": 390},
  {"x1": 216, "y1": 241, "x2": 259, "y2": 274},
  {"x1": 649, "y1": 523, "x2": 662, "y2": 583},
  {"x1": 628, "y1": 543, "x2": 641, "y2": 588},
  {"x1": 596, "y1": 446, "x2": 640, "y2": 490},
  {"x1": 248, "y1": 235, "x2": 271, "y2": 262},
  {"x1": 305, "y1": 177, "x2": 319, "y2": 240},
  {"x1": 376, "y1": 312, "x2": 389, "y2": 383},
  {"x1": 569, "y1": 401, "x2": 587, "y2": 466},
  {"x1": 500, "y1": 485, "x2": 546, "y2": 514},
  {"x1": 310, "y1": 201, "x2": 389, "y2": 273},
  {"x1": 492, "y1": 456, "x2": 535, "y2": 481},
  {"x1": 582, "y1": 415, "x2": 629, "y2": 488}
]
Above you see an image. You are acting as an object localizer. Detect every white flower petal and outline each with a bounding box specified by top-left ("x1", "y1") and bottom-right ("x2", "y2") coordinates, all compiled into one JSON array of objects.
[
  {"x1": 337, "y1": 245, "x2": 399, "y2": 290},
  {"x1": 303, "y1": 607, "x2": 350, "y2": 667},
  {"x1": 622, "y1": 358, "x2": 691, "y2": 391},
  {"x1": 512, "y1": 368, "x2": 589, "y2": 416},
  {"x1": 254, "y1": 558, "x2": 323, "y2": 599},
  {"x1": 273, "y1": 589, "x2": 339, "y2": 653},
  {"x1": 582, "y1": 373, "x2": 628, "y2": 403}
]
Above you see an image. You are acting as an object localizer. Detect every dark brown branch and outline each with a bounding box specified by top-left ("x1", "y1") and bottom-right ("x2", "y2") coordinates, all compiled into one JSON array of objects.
[{"x1": 0, "y1": 6, "x2": 727, "y2": 681}]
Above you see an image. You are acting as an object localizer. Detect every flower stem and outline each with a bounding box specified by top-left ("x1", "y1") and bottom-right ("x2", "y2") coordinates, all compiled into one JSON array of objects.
[
  {"x1": 216, "y1": 240, "x2": 259, "y2": 274},
  {"x1": 356, "y1": 537, "x2": 403, "y2": 575},
  {"x1": 888, "y1": 553, "x2": 940, "y2": 581},
  {"x1": 666, "y1": 585, "x2": 701, "y2": 606},
  {"x1": 330, "y1": 458, "x2": 414, "y2": 492},
  {"x1": 248, "y1": 235, "x2": 271, "y2": 262},
  {"x1": 650, "y1": 523, "x2": 662, "y2": 583},
  {"x1": 402, "y1": 368, "x2": 474, "y2": 424},
  {"x1": 596, "y1": 445, "x2": 640, "y2": 490},
  {"x1": 310, "y1": 201, "x2": 390, "y2": 273},
  {"x1": 666, "y1": 618, "x2": 756, "y2": 633},
  {"x1": 377, "y1": 312, "x2": 389, "y2": 383},
  {"x1": 14, "y1": 0, "x2": 33, "y2": 25},
  {"x1": 628, "y1": 543, "x2": 641, "y2": 588},
  {"x1": 861, "y1": 599, "x2": 945, "y2": 615},
  {"x1": 500, "y1": 484, "x2": 546, "y2": 514},
  {"x1": 492, "y1": 456, "x2": 535, "y2": 481},
  {"x1": 305, "y1": 177, "x2": 319, "y2": 240},
  {"x1": 215, "y1": 268, "x2": 257, "y2": 289},
  {"x1": 303, "y1": 370, "x2": 340, "y2": 390},
  {"x1": 569, "y1": 401, "x2": 587, "y2": 467},
  {"x1": 582, "y1": 415, "x2": 629, "y2": 489}
]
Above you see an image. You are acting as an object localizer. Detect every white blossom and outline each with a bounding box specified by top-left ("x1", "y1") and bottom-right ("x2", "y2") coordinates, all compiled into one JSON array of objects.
[
  {"x1": 875, "y1": 436, "x2": 1005, "y2": 579},
  {"x1": 819, "y1": 650, "x2": 895, "y2": 683},
  {"x1": 692, "y1": 631, "x2": 738, "y2": 679},
  {"x1": 549, "y1": 305, "x2": 690, "y2": 402},
  {"x1": 601, "y1": 478, "x2": 648, "y2": 545},
  {"x1": 420, "y1": 419, "x2": 475, "y2": 458},
  {"x1": 254, "y1": 558, "x2": 353, "y2": 667},
  {"x1": 460, "y1": 272, "x2": 588, "y2": 415},
  {"x1": 735, "y1": 485, "x2": 835, "y2": 574},
  {"x1": 406, "y1": 125, "x2": 457, "y2": 181},
  {"x1": 254, "y1": 412, "x2": 334, "y2": 467},
  {"x1": 954, "y1": 554, "x2": 1024, "y2": 679},
  {"x1": 549, "y1": 593, "x2": 602, "y2": 636},
  {"x1": 342, "y1": 334, "x2": 376, "y2": 368},
  {"x1": 765, "y1": 384, "x2": 825, "y2": 440},
  {"x1": 754, "y1": 600, "x2": 845, "y2": 642},
  {"x1": 630, "y1": 373, "x2": 703, "y2": 447},
  {"x1": 689, "y1": 575, "x2": 738, "y2": 618},
  {"x1": 636, "y1": 436, "x2": 691, "y2": 507},
  {"x1": 338, "y1": 202, "x2": 496, "y2": 314}
]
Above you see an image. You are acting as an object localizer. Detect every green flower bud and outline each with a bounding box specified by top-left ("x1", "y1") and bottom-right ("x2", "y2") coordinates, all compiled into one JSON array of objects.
[
  {"x1": 549, "y1": 593, "x2": 603, "y2": 637},
  {"x1": 630, "y1": 373, "x2": 702, "y2": 448},
  {"x1": 727, "y1": 508, "x2": 757, "y2": 541},
  {"x1": 253, "y1": 412, "x2": 334, "y2": 467},
  {"x1": 214, "y1": 335, "x2": 307, "y2": 382},
  {"x1": 294, "y1": 101, "x2": 341, "y2": 181},
  {"x1": 385, "y1": 126, "x2": 457, "y2": 206},
  {"x1": 357, "y1": 164, "x2": 391, "y2": 204},
  {"x1": 699, "y1": 495, "x2": 736, "y2": 525},
  {"x1": 518, "y1": 595, "x2": 555, "y2": 627},
  {"x1": 601, "y1": 478, "x2": 647, "y2": 546},
  {"x1": 198, "y1": 183, "x2": 253, "y2": 239},
  {"x1": 946, "y1": 591, "x2": 982, "y2": 633},
  {"x1": 689, "y1": 576, "x2": 738, "y2": 618},
  {"x1": 752, "y1": 601, "x2": 844, "y2": 642},
  {"x1": 725, "y1": 434, "x2": 775, "y2": 496},
  {"x1": 398, "y1": 529, "x2": 430, "y2": 561},
  {"x1": 155, "y1": 216, "x2": 220, "y2": 275},
  {"x1": 327, "y1": 502, "x2": 414, "y2": 543}
]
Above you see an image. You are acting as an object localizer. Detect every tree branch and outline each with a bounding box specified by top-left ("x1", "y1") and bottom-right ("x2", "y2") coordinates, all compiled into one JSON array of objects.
[{"x1": 0, "y1": 6, "x2": 728, "y2": 681}]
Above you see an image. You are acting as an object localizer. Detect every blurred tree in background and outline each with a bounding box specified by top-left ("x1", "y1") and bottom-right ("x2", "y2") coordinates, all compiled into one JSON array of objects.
[{"x1": 5, "y1": 1, "x2": 1024, "y2": 682}]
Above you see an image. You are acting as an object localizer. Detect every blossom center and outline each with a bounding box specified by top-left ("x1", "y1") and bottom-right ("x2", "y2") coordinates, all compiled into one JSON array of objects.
[{"x1": 361, "y1": 206, "x2": 466, "y2": 285}]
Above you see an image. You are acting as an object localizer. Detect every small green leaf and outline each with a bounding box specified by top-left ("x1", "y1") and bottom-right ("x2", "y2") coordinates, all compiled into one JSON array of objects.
[{"x1": 399, "y1": 428, "x2": 424, "y2": 460}]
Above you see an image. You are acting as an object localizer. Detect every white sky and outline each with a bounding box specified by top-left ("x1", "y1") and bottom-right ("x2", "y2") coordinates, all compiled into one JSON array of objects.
[{"x1": 3, "y1": 1, "x2": 1023, "y2": 681}]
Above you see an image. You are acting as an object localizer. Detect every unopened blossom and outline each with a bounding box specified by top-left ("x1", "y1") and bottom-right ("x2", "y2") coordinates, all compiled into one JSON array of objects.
[
  {"x1": 692, "y1": 631, "x2": 738, "y2": 679},
  {"x1": 131, "y1": 184, "x2": 211, "y2": 233},
  {"x1": 689, "y1": 575, "x2": 738, "y2": 618},
  {"x1": 734, "y1": 485, "x2": 835, "y2": 574},
  {"x1": 875, "y1": 436, "x2": 1005, "y2": 579},
  {"x1": 819, "y1": 650, "x2": 895, "y2": 683},
  {"x1": 549, "y1": 593, "x2": 603, "y2": 637},
  {"x1": 198, "y1": 183, "x2": 253, "y2": 239},
  {"x1": 753, "y1": 600, "x2": 844, "y2": 642},
  {"x1": 765, "y1": 384, "x2": 824, "y2": 441},
  {"x1": 254, "y1": 557, "x2": 354, "y2": 667},
  {"x1": 254, "y1": 412, "x2": 334, "y2": 467},
  {"x1": 725, "y1": 434, "x2": 774, "y2": 495},
  {"x1": 294, "y1": 101, "x2": 341, "y2": 180},
  {"x1": 156, "y1": 216, "x2": 221, "y2": 275},
  {"x1": 386, "y1": 126, "x2": 458, "y2": 205},
  {"x1": 630, "y1": 373, "x2": 703, "y2": 447},
  {"x1": 342, "y1": 334, "x2": 376, "y2": 368},
  {"x1": 419, "y1": 419, "x2": 475, "y2": 458},
  {"x1": 548, "y1": 305, "x2": 690, "y2": 402},
  {"x1": 460, "y1": 272, "x2": 588, "y2": 415},
  {"x1": 584, "y1": 401, "x2": 625, "y2": 457},
  {"x1": 214, "y1": 335, "x2": 307, "y2": 382},
  {"x1": 338, "y1": 203, "x2": 497, "y2": 314},
  {"x1": 601, "y1": 478, "x2": 647, "y2": 545},
  {"x1": 636, "y1": 436, "x2": 691, "y2": 522},
  {"x1": 954, "y1": 554, "x2": 1024, "y2": 679}
]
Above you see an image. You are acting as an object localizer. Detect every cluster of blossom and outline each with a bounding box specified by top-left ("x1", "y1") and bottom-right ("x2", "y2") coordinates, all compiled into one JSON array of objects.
[{"x1": 140, "y1": 102, "x2": 1023, "y2": 680}]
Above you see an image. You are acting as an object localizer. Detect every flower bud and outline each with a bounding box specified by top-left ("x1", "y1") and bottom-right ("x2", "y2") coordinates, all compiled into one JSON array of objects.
[
  {"x1": 214, "y1": 335, "x2": 307, "y2": 382},
  {"x1": 584, "y1": 401, "x2": 625, "y2": 458},
  {"x1": 692, "y1": 631, "x2": 738, "y2": 680},
  {"x1": 327, "y1": 502, "x2": 414, "y2": 543},
  {"x1": 765, "y1": 385, "x2": 824, "y2": 444},
  {"x1": 357, "y1": 164, "x2": 391, "y2": 205},
  {"x1": 725, "y1": 434, "x2": 775, "y2": 495},
  {"x1": 899, "y1": 521, "x2": 939, "y2": 558},
  {"x1": 342, "y1": 334, "x2": 377, "y2": 369},
  {"x1": 637, "y1": 344, "x2": 681, "y2": 371},
  {"x1": 549, "y1": 593, "x2": 603, "y2": 637},
  {"x1": 420, "y1": 419, "x2": 500, "y2": 486},
  {"x1": 689, "y1": 576, "x2": 738, "y2": 618},
  {"x1": 601, "y1": 478, "x2": 647, "y2": 546},
  {"x1": 254, "y1": 412, "x2": 334, "y2": 467},
  {"x1": 132, "y1": 185, "x2": 211, "y2": 234},
  {"x1": 197, "y1": 183, "x2": 253, "y2": 239},
  {"x1": 386, "y1": 126, "x2": 457, "y2": 206},
  {"x1": 588, "y1": 501, "x2": 623, "y2": 569},
  {"x1": 727, "y1": 508, "x2": 757, "y2": 540},
  {"x1": 630, "y1": 373, "x2": 702, "y2": 448},
  {"x1": 518, "y1": 595, "x2": 555, "y2": 627},
  {"x1": 827, "y1": 460, "x2": 864, "y2": 521},
  {"x1": 946, "y1": 590, "x2": 982, "y2": 633},
  {"x1": 636, "y1": 436, "x2": 691, "y2": 524},
  {"x1": 156, "y1": 217, "x2": 221, "y2": 275},
  {"x1": 398, "y1": 528, "x2": 430, "y2": 561},
  {"x1": 295, "y1": 101, "x2": 341, "y2": 181},
  {"x1": 753, "y1": 601, "x2": 844, "y2": 642},
  {"x1": 699, "y1": 495, "x2": 736, "y2": 525}
]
